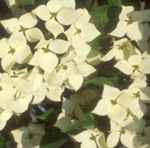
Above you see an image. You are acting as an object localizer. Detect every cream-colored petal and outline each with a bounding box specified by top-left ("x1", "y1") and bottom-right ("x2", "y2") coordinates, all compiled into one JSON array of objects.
[
  {"x1": 128, "y1": 99, "x2": 146, "y2": 119},
  {"x1": 102, "y1": 84, "x2": 121, "y2": 100},
  {"x1": 29, "y1": 50, "x2": 58, "y2": 73},
  {"x1": 1, "y1": 18, "x2": 21, "y2": 33},
  {"x1": 77, "y1": 62, "x2": 96, "y2": 77},
  {"x1": 19, "y1": 13, "x2": 38, "y2": 28},
  {"x1": 68, "y1": 73, "x2": 83, "y2": 91},
  {"x1": 48, "y1": 39, "x2": 70, "y2": 54},
  {"x1": 47, "y1": 0, "x2": 75, "y2": 13},
  {"x1": 110, "y1": 21, "x2": 127, "y2": 37},
  {"x1": 47, "y1": 85, "x2": 64, "y2": 102},
  {"x1": 140, "y1": 87, "x2": 150, "y2": 103},
  {"x1": 108, "y1": 104, "x2": 127, "y2": 124},
  {"x1": 0, "y1": 39, "x2": 10, "y2": 58},
  {"x1": 45, "y1": 19, "x2": 64, "y2": 38},
  {"x1": 32, "y1": 5, "x2": 51, "y2": 21},
  {"x1": 92, "y1": 99, "x2": 112, "y2": 116},
  {"x1": 114, "y1": 60, "x2": 133, "y2": 75},
  {"x1": 81, "y1": 140, "x2": 97, "y2": 148},
  {"x1": 76, "y1": 8, "x2": 91, "y2": 25},
  {"x1": 128, "y1": 54, "x2": 142, "y2": 66},
  {"x1": 0, "y1": 110, "x2": 12, "y2": 130},
  {"x1": 126, "y1": 22, "x2": 142, "y2": 41},
  {"x1": 25, "y1": 27, "x2": 44, "y2": 43},
  {"x1": 107, "y1": 132, "x2": 120, "y2": 148},
  {"x1": 140, "y1": 58, "x2": 150, "y2": 74},
  {"x1": 101, "y1": 49, "x2": 115, "y2": 62},
  {"x1": 56, "y1": 8, "x2": 78, "y2": 25},
  {"x1": 1, "y1": 54, "x2": 15, "y2": 71},
  {"x1": 14, "y1": 45, "x2": 32, "y2": 64},
  {"x1": 78, "y1": 23, "x2": 100, "y2": 42},
  {"x1": 8, "y1": 32, "x2": 27, "y2": 49},
  {"x1": 72, "y1": 35, "x2": 91, "y2": 57}
]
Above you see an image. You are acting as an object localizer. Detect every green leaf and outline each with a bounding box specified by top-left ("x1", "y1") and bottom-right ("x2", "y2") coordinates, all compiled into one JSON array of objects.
[
  {"x1": 84, "y1": 76, "x2": 118, "y2": 87},
  {"x1": 90, "y1": 5, "x2": 109, "y2": 28},
  {"x1": 0, "y1": 135, "x2": 6, "y2": 148},
  {"x1": 37, "y1": 109, "x2": 53, "y2": 121},
  {"x1": 80, "y1": 112, "x2": 95, "y2": 129},
  {"x1": 40, "y1": 139, "x2": 67, "y2": 148},
  {"x1": 16, "y1": 0, "x2": 35, "y2": 6},
  {"x1": 107, "y1": 0, "x2": 122, "y2": 6}
]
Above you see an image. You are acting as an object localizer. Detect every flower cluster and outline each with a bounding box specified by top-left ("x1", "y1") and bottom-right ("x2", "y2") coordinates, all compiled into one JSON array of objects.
[{"x1": 0, "y1": 0, "x2": 100, "y2": 130}]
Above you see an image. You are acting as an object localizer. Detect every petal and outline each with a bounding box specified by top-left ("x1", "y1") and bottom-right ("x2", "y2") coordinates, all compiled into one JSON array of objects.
[
  {"x1": 140, "y1": 58, "x2": 150, "y2": 74},
  {"x1": 126, "y1": 22, "x2": 142, "y2": 41},
  {"x1": 0, "y1": 39, "x2": 10, "y2": 58},
  {"x1": 32, "y1": 4, "x2": 51, "y2": 21},
  {"x1": 102, "y1": 84, "x2": 121, "y2": 100},
  {"x1": 140, "y1": 87, "x2": 150, "y2": 103},
  {"x1": 77, "y1": 62, "x2": 96, "y2": 77},
  {"x1": 56, "y1": 8, "x2": 78, "y2": 25},
  {"x1": 1, "y1": 18, "x2": 21, "y2": 33},
  {"x1": 14, "y1": 45, "x2": 32, "y2": 64},
  {"x1": 81, "y1": 140, "x2": 97, "y2": 148},
  {"x1": 19, "y1": 13, "x2": 38, "y2": 29},
  {"x1": 72, "y1": 35, "x2": 91, "y2": 58},
  {"x1": 25, "y1": 27, "x2": 44, "y2": 43},
  {"x1": 128, "y1": 54, "x2": 142, "y2": 66},
  {"x1": 92, "y1": 99, "x2": 112, "y2": 116},
  {"x1": 114, "y1": 60, "x2": 133, "y2": 75},
  {"x1": 8, "y1": 32, "x2": 27, "y2": 49},
  {"x1": 47, "y1": 0, "x2": 75, "y2": 13},
  {"x1": 101, "y1": 49, "x2": 115, "y2": 62},
  {"x1": 29, "y1": 50, "x2": 58, "y2": 73},
  {"x1": 78, "y1": 23, "x2": 100, "y2": 42},
  {"x1": 110, "y1": 21, "x2": 127, "y2": 37},
  {"x1": 48, "y1": 39, "x2": 70, "y2": 54},
  {"x1": 107, "y1": 132, "x2": 120, "y2": 148},
  {"x1": 45, "y1": 19, "x2": 64, "y2": 38},
  {"x1": 1, "y1": 54, "x2": 15, "y2": 71},
  {"x1": 0, "y1": 110, "x2": 12, "y2": 130},
  {"x1": 108, "y1": 104, "x2": 127, "y2": 124},
  {"x1": 47, "y1": 85, "x2": 64, "y2": 102},
  {"x1": 68, "y1": 73, "x2": 83, "y2": 91}
]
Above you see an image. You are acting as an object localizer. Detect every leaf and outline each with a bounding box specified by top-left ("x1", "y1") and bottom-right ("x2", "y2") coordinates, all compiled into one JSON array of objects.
[
  {"x1": 107, "y1": 0, "x2": 122, "y2": 7},
  {"x1": 37, "y1": 109, "x2": 53, "y2": 121},
  {"x1": 84, "y1": 76, "x2": 118, "y2": 87},
  {"x1": 19, "y1": 0, "x2": 35, "y2": 6},
  {"x1": 90, "y1": 5, "x2": 109, "y2": 28},
  {"x1": 0, "y1": 135, "x2": 6, "y2": 148},
  {"x1": 40, "y1": 139, "x2": 67, "y2": 148},
  {"x1": 80, "y1": 112, "x2": 95, "y2": 129}
]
